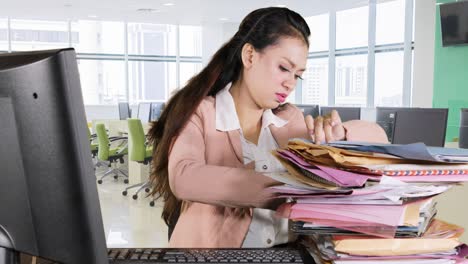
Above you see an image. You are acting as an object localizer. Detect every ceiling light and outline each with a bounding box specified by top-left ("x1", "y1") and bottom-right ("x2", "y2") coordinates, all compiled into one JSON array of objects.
[
  {"x1": 88, "y1": 15, "x2": 98, "y2": 18},
  {"x1": 276, "y1": 4, "x2": 287, "y2": 8},
  {"x1": 163, "y1": 3, "x2": 175, "y2": 6},
  {"x1": 219, "y1": 18, "x2": 229, "y2": 21},
  {"x1": 136, "y1": 8, "x2": 161, "y2": 13}
]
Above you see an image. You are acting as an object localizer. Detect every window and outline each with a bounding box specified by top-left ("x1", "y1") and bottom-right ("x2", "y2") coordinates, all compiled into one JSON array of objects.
[
  {"x1": 72, "y1": 21, "x2": 124, "y2": 54},
  {"x1": 302, "y1": 58, "x2": 329, "y2": 105},
  {"x1": 336, "y1": 6, "x2": 369, "y2": 49},
  {"x1": 179, "y1": 26, "x2": 202, "y2": 56},
  {"x1": 78, "y1": 59, "x2": 126, "y2": 105},
  {"x1": 376, "y1": 0, "x2": 405, "y2": 45},
  {"x1": 0, "y1": 18, "x2": 7, "y2": 51},
  {"x1": 375, "y1": 51, "x2": 404, "y2": 106},
  {"x1": 179, "y1": 62, "x2": 202, "y2": 86},
  {"x1": 286, "y1": 89, "x2": 297, "y2": 104},
  {"x1": 1, "y1": 18, "x2": 203, "y2": 106},
  {"x1": 10, "y1": 19, "x2": 69, "y2": 51},
  {"x1": 127, "y1": 23, "x2": 177, "y2": 56},
  {"x1": 128, "y1": 61, "x2": 176, "y2": 102},
  {"x1": 306, "y1": 14, "x2": 329, "y2": 52},
  {"x1": 335, "y1": 54, "x2": 367, "y2": 106}
]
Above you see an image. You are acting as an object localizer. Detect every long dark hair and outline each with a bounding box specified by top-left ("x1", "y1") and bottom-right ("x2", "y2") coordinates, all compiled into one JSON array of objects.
[{"x1": 148, "y1": 7, "x2": 310, "y2": 227}]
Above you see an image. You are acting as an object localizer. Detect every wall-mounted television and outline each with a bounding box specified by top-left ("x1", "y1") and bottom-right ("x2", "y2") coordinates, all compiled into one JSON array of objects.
[{"x1": 440, "y1": 1, "x2": 468, "y2": 47}]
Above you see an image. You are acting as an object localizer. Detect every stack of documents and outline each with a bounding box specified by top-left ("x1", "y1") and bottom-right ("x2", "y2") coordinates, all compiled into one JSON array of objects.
[
  {"x1": 278, "y1": 184, "x2": 440, "y2": 238},
  {"x1": 268, "y1": 140, "x2": 468, "y2": 263},
  {"x1": 269, "y1": 139, "x2": 468, "y2": 188},
  {"x1": 328, "y1": 141, "x2": 468, "y2": 182},
  {"x1": 303, "y1": 219, "x2": 468, "y2": 264}
]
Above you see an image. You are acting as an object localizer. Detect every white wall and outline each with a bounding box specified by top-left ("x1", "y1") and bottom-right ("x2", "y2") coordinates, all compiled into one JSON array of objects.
[
  {"x1": 222, "y1": 22, "x2": 239, "y2": 44},
  {"x1": 85, "y1": 105, "x2": 119, "y2": 121},
  {"x1": 201, "y1": 21, "x2": 239, "y2": 66},
  {"x1": 201, "y1": 22, "x2": 224, "y2": 66},
  {"x1": 84, "y1": 105, "x2": 138, "y2": 122},
  {"x1": 412, "y1": 0, "x2": 436, "y2": 107}
]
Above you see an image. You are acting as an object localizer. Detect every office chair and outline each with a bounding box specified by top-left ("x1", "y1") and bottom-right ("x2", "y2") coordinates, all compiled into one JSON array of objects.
[
  {"x1": 460, "y1": 108, "x2": 468, "y2": 148},
  {"x1": 122, "y1": 119, "x2": 153, "y2": 200},
  {"x1": 95, "y1": 123, "x2": 129, "y2": 184},
  {"x1": 87, "y1": 126, "x2": 107, "y2": 171},
  {"x1": 87, "y1": 127, "x2": 98, "y2": 157}
]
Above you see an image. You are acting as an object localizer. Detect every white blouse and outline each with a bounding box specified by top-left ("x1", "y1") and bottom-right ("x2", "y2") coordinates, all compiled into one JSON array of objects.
[{"x1": 215, "y1": 84, "x2": 295, "y2": 248}]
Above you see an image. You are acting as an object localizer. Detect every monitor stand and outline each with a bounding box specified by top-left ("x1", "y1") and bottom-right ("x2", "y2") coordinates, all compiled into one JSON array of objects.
[{"x1": 0, "y1": 229, "x2": 18, "y2": 264}]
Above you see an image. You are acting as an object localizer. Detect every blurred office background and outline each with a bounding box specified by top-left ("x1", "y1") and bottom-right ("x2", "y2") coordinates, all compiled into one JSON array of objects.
[
  {"x1": 3, "y1": 0, "x2": 468, "y2": 246},
  {"x1": 1, "y1": 0, "x2": 445, "y2": 129}
]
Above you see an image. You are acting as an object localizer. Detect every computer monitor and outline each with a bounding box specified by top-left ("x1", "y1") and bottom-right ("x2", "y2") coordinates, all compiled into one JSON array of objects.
[
  {"x1": 459, "y1": 108, "x2": 468, "y2": 148},
  {"x1": 392, "y1": 108, "x2": 449, "y2": 147},
  {"x1": 150, "y1": 102, "x2": 165, "y2": 122},
  {"x1": 0, "y1": 49, "x2": 108, "y2": 263},
  {"x1": 137, "y1": 102, "x2": 152, "y2": 123},
  {"x1": 320, "y1": 106, "x2": 361, "y2": 122},
  {"x1": 118, "y1": 102, "x2": 131, "y2": 120},
  {"x1": 294, "y1": 104, "x2": 319, "y2": 118},
  {"x1": 376, "y1": 107, "x2": 405, "y2": 143}
]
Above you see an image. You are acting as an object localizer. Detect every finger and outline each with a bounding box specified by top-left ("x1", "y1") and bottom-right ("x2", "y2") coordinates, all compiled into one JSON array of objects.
[
  {"x1": 324, "y1": 118, "x2": 333, "y2": 142},
  {"x1": 330, "y1": 109, "x2": 342, "y2": 126},
  {"x1": 304, "y1": 115, "x2": 315, "y2": 135},
  {"x1": 314, "y1": 116, "x2": 325, "y2": 145},
  {"x1": 305, "y1": 115, "x2": 315, "y2": 142},
  {"x1": 330, "y1": 110, "x2": 346, "y2": 140}
]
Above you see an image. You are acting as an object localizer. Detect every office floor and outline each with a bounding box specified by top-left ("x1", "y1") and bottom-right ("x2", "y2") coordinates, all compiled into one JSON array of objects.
[{"x1": 96, "y1": 169, "x2": 169, "y2": 249}]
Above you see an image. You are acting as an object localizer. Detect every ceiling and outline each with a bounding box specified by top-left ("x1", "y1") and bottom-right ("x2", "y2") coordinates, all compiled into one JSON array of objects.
[{"x1": 1, "y1": 0, "x2": 372, "y2": 25}]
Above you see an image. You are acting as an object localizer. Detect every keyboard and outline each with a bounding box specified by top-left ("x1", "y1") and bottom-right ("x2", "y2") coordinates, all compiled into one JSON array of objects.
[{"x1": 108, "y1": 247, "x2": 314, "y2": 263}]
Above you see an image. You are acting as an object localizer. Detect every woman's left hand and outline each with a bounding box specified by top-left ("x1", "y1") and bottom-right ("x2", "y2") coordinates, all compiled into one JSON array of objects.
[{"x1": 304, "y1": 109, "x2": 346, "y2": 144}]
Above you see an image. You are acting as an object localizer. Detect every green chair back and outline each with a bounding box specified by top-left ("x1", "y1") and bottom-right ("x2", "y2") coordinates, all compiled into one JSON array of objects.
[
  {"x1": 95, "y1": 123, "x2": 110, "y2": 160},
  {"x1": 86, "y1": 125, "x2": 92, "y2": 139},
  {"x1": 87, "y1": 127, "x2": 98, "y2": 152},
  {"x1": 127, "y1": 118, "x2": 150, "y2": 162}
]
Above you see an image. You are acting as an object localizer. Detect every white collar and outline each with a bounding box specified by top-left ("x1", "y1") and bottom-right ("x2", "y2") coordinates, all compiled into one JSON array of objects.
[{"x1": 215, "y1": 84, "x2": 288, "y2": 132}]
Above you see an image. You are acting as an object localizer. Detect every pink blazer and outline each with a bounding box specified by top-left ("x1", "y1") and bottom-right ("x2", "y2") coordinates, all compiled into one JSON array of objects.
[{"x1": 167, "y1": 96, "x2": 388, "y2": 248}]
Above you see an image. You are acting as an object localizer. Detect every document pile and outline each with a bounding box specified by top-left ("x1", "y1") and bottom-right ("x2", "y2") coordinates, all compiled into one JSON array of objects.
[{"x1": 269, "y1": 140, "x2": 468, "y2": 264}]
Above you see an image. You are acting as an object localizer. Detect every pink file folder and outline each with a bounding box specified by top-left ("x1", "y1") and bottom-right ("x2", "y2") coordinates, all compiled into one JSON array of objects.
[{"x1": 291, "y1": 203, "x2": 406, "y2": 227}]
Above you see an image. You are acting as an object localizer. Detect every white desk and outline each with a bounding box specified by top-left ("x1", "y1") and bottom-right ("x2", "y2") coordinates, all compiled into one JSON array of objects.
[
  {"x1": 91, "y1": 119, "x2": 127, "y2": 137},
  {"x1": 433, "y1": 141, "x2": 468, "y2": 243}
]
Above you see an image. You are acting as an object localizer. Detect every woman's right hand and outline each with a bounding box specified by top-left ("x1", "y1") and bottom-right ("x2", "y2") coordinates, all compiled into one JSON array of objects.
[{"x1": 304, "y1": 110, "x2": 346, "y2": 144}]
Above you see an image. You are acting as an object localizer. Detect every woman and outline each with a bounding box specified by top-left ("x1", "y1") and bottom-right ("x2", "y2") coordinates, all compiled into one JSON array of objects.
[{"x1": 148, "y1": 7, "x2": 388, "y2": 248}]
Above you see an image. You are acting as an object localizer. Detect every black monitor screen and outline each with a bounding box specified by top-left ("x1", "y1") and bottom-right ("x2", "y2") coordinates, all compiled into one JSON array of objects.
[
  {"x1": 294, "y1": 104, "x2": 319, "y2": 118},
  {"x1": 440, "y1": 1, "x2": 468, "y2": 47},
  {"x1": 0, "y1": 49, "x2": 107, "y2": 263},
  {"x1": 460, "y1": 108, "x2": 468, "y2": 148},
  {"x1": 150, "y1": 102, "x2": 165, "y2": 121},
  {"x1": 375, "y1": 107, "x2": 411, "y2": 143},
  {"x1": 137, "y1": 102, "x2": 152, "y2": 123},
  {"x1": 118, "y1": 102, "x2": 131, "y2": 120},
  {"x1": 320, "y1": 106, "x2": 361, "y2": 122},
  {"x1": 393, "y1": 108, "x2": 449, "y2": 147}
]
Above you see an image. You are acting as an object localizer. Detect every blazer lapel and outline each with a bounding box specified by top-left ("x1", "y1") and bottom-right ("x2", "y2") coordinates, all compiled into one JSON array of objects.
[{"x1": 226, "y1": 130, "x2": 244, "y2": 164}]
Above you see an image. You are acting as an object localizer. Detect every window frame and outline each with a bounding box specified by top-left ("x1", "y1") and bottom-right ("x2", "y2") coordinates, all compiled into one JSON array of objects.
[
  {"x1": 298, "y1": 0, "x2": 414, "y2": 107},
  {"x1": 0, "y1": 18, "x2": 203, "y2": 105}
]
